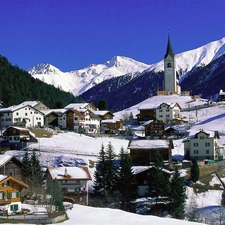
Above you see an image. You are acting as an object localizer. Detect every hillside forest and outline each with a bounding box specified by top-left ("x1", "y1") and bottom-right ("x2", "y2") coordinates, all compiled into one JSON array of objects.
[{"x1": 0, "y1": 55, "x2": 84, "y2": 108}]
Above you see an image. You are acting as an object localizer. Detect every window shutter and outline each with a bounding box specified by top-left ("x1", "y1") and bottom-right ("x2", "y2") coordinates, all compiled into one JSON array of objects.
[
  {"x1": 15, "y1": 204, "x2": 18, "y2": 210},
  {"x1": 16, "y1": 192, "x2": 20, "y2": 198},
  {"x1": 9, "y1": 192, "x2": 12, "y2": 199},
  {"x1": 3, "y1": 192, "x2": 6, "y2": 197},
  {"x1": 2, "y1": 183, "x2": 4, "y2": 187},
  {"x1": 10, "y1": 205, "x2": 13, "y2": 211}
]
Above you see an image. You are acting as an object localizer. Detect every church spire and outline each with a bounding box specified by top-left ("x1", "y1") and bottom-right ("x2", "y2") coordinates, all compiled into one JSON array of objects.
[{"x1": 164, "y1": 29, "x2": 174, "y2": 59}]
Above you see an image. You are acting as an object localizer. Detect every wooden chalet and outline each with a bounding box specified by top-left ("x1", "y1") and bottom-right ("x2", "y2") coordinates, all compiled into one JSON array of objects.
[
  {"x1": 42, "y1": 110, "x2": 59, "y2": 127},
  {"x1": 0, "y1": 175, "x2": 28, "y2": 215},
  {"x1": 2, "y1": 126, "x2": 38, "y2": 150},
  {"x1": 143, "y1": 119, "x2": 165, "y2": 139},
  {"x1": 44, "y1": 166, "x2": 92, "y2": 206},
  {"x1": 0, "y1": 155, "x2": 26, "y2": 183},
  {"x1": 132, "y1": 166, "x2": 172, "y2": 197},
  {"x1": 128, "y1": 139, "x2": 173, "y2": 166}
]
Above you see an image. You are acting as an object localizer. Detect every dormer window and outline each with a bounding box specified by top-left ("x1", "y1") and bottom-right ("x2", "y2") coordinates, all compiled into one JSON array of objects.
[{"x1": 167, "y1": 63, "x2": 171, "y2": 67}]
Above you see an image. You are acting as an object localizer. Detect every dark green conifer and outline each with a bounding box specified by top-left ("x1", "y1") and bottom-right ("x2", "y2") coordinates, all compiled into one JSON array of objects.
[
  {"x1": 117, "y1": 147, "x2": 137, "y2": 211},
  {"x1": 190, "y1": 157, "x2": 200, "y2": 182},
  {"x1": 169, "y1": 167, "x2": 186, "y2": 219}
]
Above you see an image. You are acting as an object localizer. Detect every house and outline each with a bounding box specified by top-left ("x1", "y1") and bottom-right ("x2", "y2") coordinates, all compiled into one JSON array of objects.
[
  {"x1": 41, "y1": 110, "x2": 59, "y2": 127},
  {"x1": 0, "y1": 102, "x2": 45, "y2": 128},
  {"x1": 143, "y1": 119, "x2": 165, "y2": 139},
  {"x1": 100, "y1": 119, "x2": 123, "y2": 134},
  {"x1": 132, "y1": 166, "x2": 172, "y2": 197},
  {"x1": 2, "y1": 126, "x2": 38, "y2": 150},
  {"x1": 183, "y1": 129, "x2": 221, "y2": 161},
  {"x1": 44, "y1": 166, "x2": 92, "y2": 206},
  {"x1": 52, "y1": 109, "x2": 67, "y2": 129},
  {"x1": 64, "y1": 109, "x2": 100, "y2": 133},
  {"x1": 137, "y1": 102, "x2": 181, "y2": 124},
  {"x1": 128, "y1": 139, "x2": 173, "y2": 166},
  {"x1": 0, "y1": 155, "x2": 27, "y2": 182},
  {"x1": 0, "y1": 175, "x2": 28, "y2": 215}
]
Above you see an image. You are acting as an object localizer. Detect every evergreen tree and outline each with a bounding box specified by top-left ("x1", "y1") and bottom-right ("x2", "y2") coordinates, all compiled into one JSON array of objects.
[
  {"x1": 93, "y1": 142, "x2": 118, "y2": 206},
  {"x1": 22, "y1": 151, "x2": 32, "y2": 183},
  {"x1": 148, "y1": 151, "x2": 170, "y2": 204},
  {"x1": 52, "y1": 179, "x2": 64, "y2": 211},
  {"x1": 117, "y1": 147, "x2": 137, "y2": 211},
  {"x1": 30, "y1": 151, "x2": 42, "y2": 186},
  {"x1": 190, "y1": 157, "x2": 200, "y2": 182},
  {"x1": 93, "y1": 144, "x2": 106, "y2": 197},
  {"x1": 169, "y1": 167, "x2": 186, "y2": 219},
  {"x1": 97, "y1": 99, "x2": 108, "y2": 110},
  {"x1": 104, "y1": 142, "x2": 117, "y2": 197}
]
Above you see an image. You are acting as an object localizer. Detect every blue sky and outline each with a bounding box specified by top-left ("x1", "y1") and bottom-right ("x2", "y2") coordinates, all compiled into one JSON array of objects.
[{"x1": 1, "y1": 0, "x2": 225, "y2": 72}]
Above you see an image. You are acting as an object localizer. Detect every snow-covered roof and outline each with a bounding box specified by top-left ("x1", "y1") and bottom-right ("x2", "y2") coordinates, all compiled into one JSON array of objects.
[
  {"x1": 139, "y1": 102, "x2": 180, "y2": 110},
  {"x1": 0, "y1": 174, "x2": 7, "y2": 182},
  {"x1": 64, "y1": 103, "x2": 89, "y2": 110},
  {"x1": 101, "y1": 119, "x2": 117, "y2": 124},
  {"x1": 188, "y1": 129, "x2": 219, "y2": 139},
  {"x1": 0, "y1": 102, "x2": 45, "y2": 115},
  {"x1": 128, "y1": 139, "x2": 171, "y2": 149},
  {"x1": 132, "y1": 166, "x2": 152, "y2": 174},
  {"x1": 47, "y1": 166, "x2": 91, "y2": 180},
  {"x1": 142, "y1": 120, "x2": 153, "y2": 126},
  {"x1": 0, "y1": 155, "x2": 13, "y2": 167},
  {"x1": 94, "y1": 110, "x2": 113, "y2": 116},
  {"x1": 18, "y1": 101, "x2": 39, "y2": 107}
]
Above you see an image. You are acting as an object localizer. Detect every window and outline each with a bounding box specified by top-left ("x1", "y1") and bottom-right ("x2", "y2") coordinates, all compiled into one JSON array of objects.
[
  {"x1": 194, "y1": 150, "x2": 199, "y2": 154},
  {"x1": 25, "y1": 113, "x2": 27, "y2": 116},
  {"x1": 0, "y1": 192, "x2": 5, "y2": 199},
  {"x1": 16, "y1": 112, "x2": 19, "y2": 116},
  {"x1": 200, "y1": 136, "x2": 204, "y2": 139},
  {"x1": 205, "y1": 142, "x2": 210, "y2": 146},
  {"x1": 206, "y1": 150, "x2": 209, "y2": 154},
  {"x1": 79, "y1": 197, "x2": 83, "y2": 202},
  {"x1": 193, "y1": 143, "x2": 198, "y2": 147},
  {"x1": 166, "y1": 114, "x2": 170, "y2": 117},
  {"x1": 159, "y1": 109, "x2": 163, "y2": 112}
]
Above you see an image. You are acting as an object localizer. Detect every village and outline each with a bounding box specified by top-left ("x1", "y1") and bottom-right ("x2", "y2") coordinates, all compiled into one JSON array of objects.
[{"x1": 0, "y1": 35, "x2": 225, "y2": 224}]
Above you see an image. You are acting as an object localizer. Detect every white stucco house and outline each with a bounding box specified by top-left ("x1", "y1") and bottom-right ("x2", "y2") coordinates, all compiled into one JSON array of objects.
[
  {"x1": 183, "y1": 129, "x2": 221, "y2": 161},
  {"x1": 0, "y1": 102, "x2": 45, "y2": 128}
]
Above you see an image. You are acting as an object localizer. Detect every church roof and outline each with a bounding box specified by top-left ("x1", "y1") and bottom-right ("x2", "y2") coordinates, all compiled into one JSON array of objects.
[{"x1": 164, "y1": 34, "x2": 174, "y2": 59}]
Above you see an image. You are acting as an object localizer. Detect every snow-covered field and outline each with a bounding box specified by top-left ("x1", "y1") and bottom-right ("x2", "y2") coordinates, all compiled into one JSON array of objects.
[{"x1": 3, "y1": 97, "x2": 225, "y2": 224}]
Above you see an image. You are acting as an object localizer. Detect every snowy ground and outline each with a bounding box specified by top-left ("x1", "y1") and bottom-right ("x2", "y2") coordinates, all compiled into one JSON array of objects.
[{"x1": 3, "y1": 101, "x2": 225, "y2": 224}]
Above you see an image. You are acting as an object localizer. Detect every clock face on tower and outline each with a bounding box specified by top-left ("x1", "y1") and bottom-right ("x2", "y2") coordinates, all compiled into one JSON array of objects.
[{"x1": 166, "y1": 68, "x2": 173, "y2": 75}]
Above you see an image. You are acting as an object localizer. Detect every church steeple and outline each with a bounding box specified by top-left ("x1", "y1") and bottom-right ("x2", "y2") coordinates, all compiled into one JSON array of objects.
[{"x1": 164, "y1": 31, "x2": 174, "y2": 59}]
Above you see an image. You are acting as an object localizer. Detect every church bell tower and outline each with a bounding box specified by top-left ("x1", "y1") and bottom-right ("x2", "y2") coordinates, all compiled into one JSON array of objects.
[{"x1": 164, "y1": 33, "x2": 180, "y2": 94}]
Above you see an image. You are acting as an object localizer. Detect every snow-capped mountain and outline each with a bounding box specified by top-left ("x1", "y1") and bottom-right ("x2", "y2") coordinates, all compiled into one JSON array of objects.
[
  {"x1": 27, "y1": 56, "x2": 150, "y2": 96},
  {"x1": 27, "y1": 37, "x2": 225, "y2": 96}
]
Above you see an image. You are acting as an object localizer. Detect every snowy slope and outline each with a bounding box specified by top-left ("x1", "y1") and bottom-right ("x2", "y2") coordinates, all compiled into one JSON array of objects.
[{"x1": 27, "y1": 37, "x2": 225, "y2": 96}]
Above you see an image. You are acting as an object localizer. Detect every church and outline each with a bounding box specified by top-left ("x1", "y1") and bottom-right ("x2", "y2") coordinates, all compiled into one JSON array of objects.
[{"x1": 158, "y1": 34, "x2": 181, "y2": 95}]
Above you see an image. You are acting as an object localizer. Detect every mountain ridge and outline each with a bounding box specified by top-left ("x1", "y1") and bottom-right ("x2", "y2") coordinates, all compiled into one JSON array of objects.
[{"x1": 27, "y1": 36, "x2": 225, "y2": 96}]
